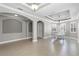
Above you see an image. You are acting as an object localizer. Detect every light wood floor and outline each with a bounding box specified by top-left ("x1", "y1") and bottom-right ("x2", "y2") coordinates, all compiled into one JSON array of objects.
[{"x1": 0, "y1": 38, "x2": 79, "y2": 56}]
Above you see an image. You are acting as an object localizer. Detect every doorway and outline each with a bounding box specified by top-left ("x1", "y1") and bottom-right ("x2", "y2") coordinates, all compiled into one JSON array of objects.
[{"x1": 37, "y1": 21, "x2": 44, "y2": 39}]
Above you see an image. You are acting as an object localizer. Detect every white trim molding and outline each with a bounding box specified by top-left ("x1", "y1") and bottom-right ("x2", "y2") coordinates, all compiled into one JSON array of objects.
[
  {"x1": 65, "y1": 36, "x2": 77, "y2": 41},
  {"x1": 70, "y1": 22, "x2": 76, "y2": 33},
  {"x1": 32, "y1": 39, "x2": 38, "y2": 42},
  {"x1": 0, "y1": 37, "x2": 32, "y2": 45}
]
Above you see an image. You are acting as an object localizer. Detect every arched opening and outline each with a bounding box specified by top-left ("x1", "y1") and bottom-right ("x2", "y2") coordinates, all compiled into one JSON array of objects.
[
  {"x1": 25, "y1": 20, "x2": 33, "y2": 40},
  {"x1": 37, "y1": 21, "x2": 44, "y2": 39}
]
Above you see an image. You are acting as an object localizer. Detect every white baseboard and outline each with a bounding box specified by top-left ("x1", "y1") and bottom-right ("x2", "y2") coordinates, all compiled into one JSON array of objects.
[
  {"x1": 65, "y1": 36, "x2": 77, "y2": 41},
  {"x1": 32, "y1": 39, "x2": 38, "y2": 42},
  {"x1": 43, "y1": 35, "x2": 52, "y2": 39},
  {"x1": 0, "y1": 37, "x2": 32, "y2": 45},
  {"x1": 26, "y1": 37, "x2": 32, "y2": 39}
]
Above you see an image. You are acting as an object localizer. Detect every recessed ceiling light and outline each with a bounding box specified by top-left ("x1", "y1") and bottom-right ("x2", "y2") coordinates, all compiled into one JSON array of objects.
[{"x1": 14, "y1": 14, "x2": 18, "y2": 16}]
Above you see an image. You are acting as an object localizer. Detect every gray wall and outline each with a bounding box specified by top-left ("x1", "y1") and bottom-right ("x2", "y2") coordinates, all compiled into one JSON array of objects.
[{"x1": 0, "y1": 16, "x2": 31, "y2": 42}]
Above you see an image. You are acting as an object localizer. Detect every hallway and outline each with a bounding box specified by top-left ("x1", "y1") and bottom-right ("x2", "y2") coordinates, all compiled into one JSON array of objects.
[{"x1": 0, "y1": 38, "x2": 79, "y2": 56}]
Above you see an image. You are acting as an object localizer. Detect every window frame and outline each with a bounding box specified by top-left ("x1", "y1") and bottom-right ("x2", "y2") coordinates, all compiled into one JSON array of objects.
[{"x1": 70, "y1": 22, "x2": 76, "y2": 33}]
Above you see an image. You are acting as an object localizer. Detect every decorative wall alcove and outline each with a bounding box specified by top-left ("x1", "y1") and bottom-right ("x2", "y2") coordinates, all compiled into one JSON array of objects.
[{"x1": 3, "y1": 19, "x2": 22, "y2": 33}]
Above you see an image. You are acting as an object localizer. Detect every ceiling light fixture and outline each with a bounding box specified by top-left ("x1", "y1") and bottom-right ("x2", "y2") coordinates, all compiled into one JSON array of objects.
[
  {"x1": 14, "y1": 14, "x2": 18, "y2": 16},
  {"x1": 31, "y1": 4, "x2": 38, "y2": 11}
]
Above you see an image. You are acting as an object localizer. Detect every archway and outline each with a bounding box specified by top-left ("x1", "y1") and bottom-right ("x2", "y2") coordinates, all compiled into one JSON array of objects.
[
  {"x1": 27, "y1": 20, "x2": 33, "y2": 40},
  {"x1": 37, "y1": 21, "x2": 44, "y2": 39},
  {"x1": 21, "y1": 19, "x2": 33, "y2": 40}
]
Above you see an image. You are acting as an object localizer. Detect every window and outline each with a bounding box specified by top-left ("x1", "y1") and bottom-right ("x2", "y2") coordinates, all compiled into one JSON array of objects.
[
  {"x1": 70, "y1": 22, "x2": 76, "y2": 33},
  {"x1": 60, "y1": 23, "x2": 66, "y2": 32}
]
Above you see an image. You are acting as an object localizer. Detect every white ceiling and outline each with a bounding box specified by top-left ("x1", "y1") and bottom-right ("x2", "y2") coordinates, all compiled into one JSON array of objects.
[{"x1": 0, "y1": 3, "x2": 79, "y2": 22}]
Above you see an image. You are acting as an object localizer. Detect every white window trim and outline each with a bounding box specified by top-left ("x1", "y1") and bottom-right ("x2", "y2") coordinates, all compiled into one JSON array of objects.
[
  {"x1": 70, "y1": 22, "x2": 76, "y2": 33},
  {"x1": 63, "y1": 23, "x2": 66, "y2": 32}
]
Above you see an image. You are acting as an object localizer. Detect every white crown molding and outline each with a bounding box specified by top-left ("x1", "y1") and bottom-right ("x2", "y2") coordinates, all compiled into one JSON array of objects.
[
  {"x1": 46, "y1": 16, "x2": 54, "y2": 20},
  {"x1": 0, "y1": 4, "x2": 34, "y2": 20},
  {"x1": 21, "y1": 3, "x2": 33, "y2": 11},
  {"x1": 60, "y1": 15, "x2": 78, "y2": 23},
  {"x1": 46, "y1": 12, "x2": 79, "y2": 23},
  {"x1": 0, "y1": 37, "x2": 32, "y2": 44},
  {"x1": 37, "y1": 3, "x2": 50, "y2": 11},
  {"x1": 0, "y1": 4, "x2": 55, "y2": 23},
  {"x1": 21, "y1": 3, "x2": 50, "y2": 12}
]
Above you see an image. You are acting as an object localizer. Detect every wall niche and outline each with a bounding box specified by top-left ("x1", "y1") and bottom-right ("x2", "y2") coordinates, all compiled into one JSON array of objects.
[{"x1": 2, "y1": 19, "x2": 22, "y2": 33}]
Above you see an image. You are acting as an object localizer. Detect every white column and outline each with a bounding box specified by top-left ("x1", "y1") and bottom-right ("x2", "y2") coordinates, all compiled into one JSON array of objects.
[
  {"x1": 77, "y1": 22, "x2": 79, "y2": 42},
  {"x1": 56, "y1": 23, "x2": 60, "y2": 34},
  {"x1": 26, "y1": 21, "x2": 29, "y2": 39},
  {"x1": 32, "y1": 21, "x2": 38, "y2": 42}
]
